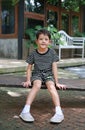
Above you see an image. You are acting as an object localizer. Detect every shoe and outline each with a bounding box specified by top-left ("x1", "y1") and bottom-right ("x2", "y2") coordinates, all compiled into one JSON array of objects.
[
  {"x1": 50, "y1": 113, "x2": 64, "y2": 123},
  {"x1": 19, "y1": 112, "x2": 34, "y2": 122}
]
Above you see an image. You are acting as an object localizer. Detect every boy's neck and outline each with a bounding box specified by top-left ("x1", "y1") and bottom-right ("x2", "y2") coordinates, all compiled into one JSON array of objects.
[{"x1": 37, "y1": 48, "x2": 49, "y2": 54}]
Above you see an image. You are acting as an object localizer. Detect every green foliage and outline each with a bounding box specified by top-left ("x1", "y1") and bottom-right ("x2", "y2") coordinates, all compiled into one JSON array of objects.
[
  {"x1": 73, "y1": 31, "x2": 85, "y2": 37},
  {"x1": 48, "y1": 0, "x2": 85, "y2": 11},
  {"x1": 12, "y1": 0, "x2": 20, "y2": 6},
  {"x1": 47, "y1": 0, "x2": 59, "y2": 5},
  {"x1": 25, "y1": 25, "x2": 63, "y2": 48},
  {"x1": 46, "y1": 25, "x2": 63, "y2": 45}
]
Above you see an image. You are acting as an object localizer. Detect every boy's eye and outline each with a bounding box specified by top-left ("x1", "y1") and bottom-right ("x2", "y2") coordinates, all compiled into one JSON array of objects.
[
  {"x1": 39, "y1": 38, "x2": 48, "y2": 40},
  {"x1": 38, "y1": 37, "x2": 42, "y2": 40},
  {"x1": 39, "y1": 37, "x2": 49, "y2": 41},
  {"x1": 45, "y1": 38, "x2": 49, "y2": 41}
]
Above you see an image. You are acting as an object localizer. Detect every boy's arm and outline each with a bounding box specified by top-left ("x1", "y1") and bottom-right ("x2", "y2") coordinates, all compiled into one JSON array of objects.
[
  {"x1": 52, "y1": 62, "x2": 66, "y2": 89},
  {"x1": 22, "y1": 64, "x2": 32, "y2": 88},
  {"x1": 26, "y1": 64, "x2": 32, "y2": 81},
  {"x1": 52, "y1": 62, "x2": 58, "y2": 83}
]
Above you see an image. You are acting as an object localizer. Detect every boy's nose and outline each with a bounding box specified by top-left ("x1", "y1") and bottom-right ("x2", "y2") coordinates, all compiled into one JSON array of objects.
[{"x1": 42, "y1": 39, "x2": 45, "y2": 42}]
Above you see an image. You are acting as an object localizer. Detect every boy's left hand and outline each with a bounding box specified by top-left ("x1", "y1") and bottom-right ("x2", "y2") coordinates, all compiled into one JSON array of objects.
[{"x1": 56, "y1": 82, "x2": 67, "y2": 90}]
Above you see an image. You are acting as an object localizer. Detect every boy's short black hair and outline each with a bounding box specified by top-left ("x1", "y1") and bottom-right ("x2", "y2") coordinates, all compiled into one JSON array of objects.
[{"x1": 36, "y1": 29, "x2": 51, "y2": 39}]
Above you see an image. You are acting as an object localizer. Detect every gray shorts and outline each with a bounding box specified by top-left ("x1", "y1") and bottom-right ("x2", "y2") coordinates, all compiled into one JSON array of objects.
[{"x1": 31, "y1": 70, "x2": 54, "y2": 84}]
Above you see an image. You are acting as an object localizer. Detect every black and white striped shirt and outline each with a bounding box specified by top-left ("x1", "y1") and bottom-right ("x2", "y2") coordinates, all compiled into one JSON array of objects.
[{"x1": 26, "y1": 48, "x2": 59, "y2": 72}]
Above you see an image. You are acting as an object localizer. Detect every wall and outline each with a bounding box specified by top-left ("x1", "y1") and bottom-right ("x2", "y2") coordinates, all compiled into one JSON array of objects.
[
  {"x1": 22, "y1": 39, "x2": 35, "y2": 59},
  {"x1": 0, "y1": 39, "x2": 18, "y2": 59}
]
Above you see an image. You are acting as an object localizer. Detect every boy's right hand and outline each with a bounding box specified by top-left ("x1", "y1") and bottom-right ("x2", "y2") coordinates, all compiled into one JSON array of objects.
[{"x1": 22, "y1": 81, "x2": 31, "y2": 88}]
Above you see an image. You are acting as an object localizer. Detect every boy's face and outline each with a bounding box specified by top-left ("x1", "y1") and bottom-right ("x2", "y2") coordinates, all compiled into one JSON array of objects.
[{"x1": 36, "y1": 34, "x2": 51, "y2": 49}]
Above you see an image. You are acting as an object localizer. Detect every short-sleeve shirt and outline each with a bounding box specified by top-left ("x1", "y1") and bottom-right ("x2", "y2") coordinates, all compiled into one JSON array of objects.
[{"x1": 26, "y1": 48, "x2": 59, "y2": 72}]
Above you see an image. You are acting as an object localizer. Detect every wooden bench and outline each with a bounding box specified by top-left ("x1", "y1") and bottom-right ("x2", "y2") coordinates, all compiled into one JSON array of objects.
[{"x1": 55, "y1": 30, "x2": 85, "y2": 60}]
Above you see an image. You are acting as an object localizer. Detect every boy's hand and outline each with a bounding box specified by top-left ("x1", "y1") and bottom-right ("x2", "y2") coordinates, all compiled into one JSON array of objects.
[
  {"x1": 22, "y1": 81, "x2": 31, "y2": 88},
  {"x1": 56, "y1": 82, "x2": 66, "y2": 90}
]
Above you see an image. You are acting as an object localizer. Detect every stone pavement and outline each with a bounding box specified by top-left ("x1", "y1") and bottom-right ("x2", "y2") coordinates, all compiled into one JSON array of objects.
[{"x1": 0, "y1": 58, "x2": 85, "y2": 130}]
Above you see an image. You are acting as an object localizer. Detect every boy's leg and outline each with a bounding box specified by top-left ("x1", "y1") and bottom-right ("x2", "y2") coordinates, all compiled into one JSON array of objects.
[
  {"x1": 20, "y1": 80, "x2": 42, "y2": 122},
  {"x1": 26, "y1": 80, "x2": 42, "y2": 105},
  {"x1": 46, "y1": 81, "x2": 64, "y2": 123},
  {"x1": 46, "y1": 81, "x2": 60, "y2": 106}
]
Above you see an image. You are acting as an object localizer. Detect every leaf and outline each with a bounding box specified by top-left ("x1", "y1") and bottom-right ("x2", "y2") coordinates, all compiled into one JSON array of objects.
[{"x1": 35, "y1": 25, "x2": 42, "y2": 30}]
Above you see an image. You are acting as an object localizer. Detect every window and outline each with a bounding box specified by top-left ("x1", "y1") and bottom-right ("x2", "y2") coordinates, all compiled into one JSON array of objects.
[
  {"x1": 72, "y1": 15, "x2": 79, "y2": 35},
  {"x1": 25, "y1": 18, "x2": 44, "y2": 29},
  {"x1": 46, "y1": 4, "x2": 59, "y2": 28},
  {"x1": 24, "y1": 0, "x2": 45, "y2": 33},
  {"x1": 0, "y1": 0, "x2": 18, "y2": 38},
  {"x1": 1, "y1": 1, "x2": 15, "y2": 34},
  {"x1": 61, "y1": 13, "x2": 69, "y2": 33},
  {"x1": 47, "y1": 10, "x2": 58, "y2": 27}
]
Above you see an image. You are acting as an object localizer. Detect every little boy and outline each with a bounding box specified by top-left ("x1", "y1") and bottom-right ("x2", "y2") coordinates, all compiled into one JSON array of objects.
[{"x1": 20, "y1": 29, "x2": 66, "y2": 123}]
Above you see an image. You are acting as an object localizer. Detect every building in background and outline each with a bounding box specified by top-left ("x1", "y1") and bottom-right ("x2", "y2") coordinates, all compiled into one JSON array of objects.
[{"x1": 0, "y1": 0, "x2": 84, "y2": 59}]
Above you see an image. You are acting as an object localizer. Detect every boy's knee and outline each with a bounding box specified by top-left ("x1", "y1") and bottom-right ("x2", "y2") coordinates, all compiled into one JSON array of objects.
[
  {"x1": 33, "y1": 80, "x2": 42, "y2": 89},
  {"x1": 47, "y1": 83, "x2": 56, "y2": 93},
  {"x1": 36, "y1": 84, "x2": 41, "y2": 89}
]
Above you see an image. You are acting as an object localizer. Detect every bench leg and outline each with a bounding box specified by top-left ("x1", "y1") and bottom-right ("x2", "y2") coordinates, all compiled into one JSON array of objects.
[
  {"x1": 82, "y1": 47, "x2": 84, "y2": 59},
  {"x1": 59, "y1": 48, "x2": 61, "y2": 60},
  {"x1": 71, "y1": 49, "x2": 74, "y2": 58}
]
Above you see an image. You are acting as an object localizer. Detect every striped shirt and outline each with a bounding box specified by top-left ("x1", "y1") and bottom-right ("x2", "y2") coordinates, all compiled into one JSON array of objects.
[{"x1": 26, "y1": 48, "x2": 59, "y2": 72}]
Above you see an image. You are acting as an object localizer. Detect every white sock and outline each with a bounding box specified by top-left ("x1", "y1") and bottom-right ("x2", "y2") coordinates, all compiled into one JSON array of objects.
[
  {"x1": 22, "y1": 104, "x2": 30, "y2": 113},
  {"x1": 55, "y1": 106, "x2": 63, "y2": 115}
]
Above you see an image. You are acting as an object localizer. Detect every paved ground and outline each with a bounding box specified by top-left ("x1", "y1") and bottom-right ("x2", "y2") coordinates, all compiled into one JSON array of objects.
[
  {"x1": 0, "y1": 87, "x2": 85, "y2": 130},
  {"x1": 0, "y1": 58, "x2": 85, "y2": 130}
]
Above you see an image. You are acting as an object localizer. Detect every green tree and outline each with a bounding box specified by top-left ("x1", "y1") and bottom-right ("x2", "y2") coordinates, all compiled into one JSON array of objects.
[{"x1": 11, "y1": 0, "x2": 85, "y2": 11}]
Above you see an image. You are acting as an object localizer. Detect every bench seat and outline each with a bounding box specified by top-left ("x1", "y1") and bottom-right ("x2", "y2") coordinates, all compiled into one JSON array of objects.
[{"x1": 55, "y1": 30, "x2": 85, "y2": 60}]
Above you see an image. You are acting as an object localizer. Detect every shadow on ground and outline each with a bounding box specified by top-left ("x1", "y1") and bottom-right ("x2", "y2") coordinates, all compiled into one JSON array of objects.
[{"x1": 0, "y1": 87, "x2": 85, "y2": 130}]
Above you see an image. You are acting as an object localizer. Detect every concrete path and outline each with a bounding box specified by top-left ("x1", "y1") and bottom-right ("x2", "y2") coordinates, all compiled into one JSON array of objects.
[{"x1": 0, "y1": 58, "x2": 85, "y2": 90}]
